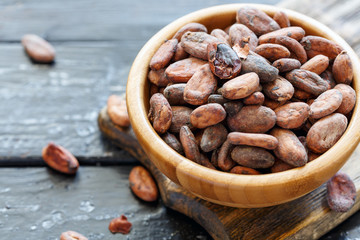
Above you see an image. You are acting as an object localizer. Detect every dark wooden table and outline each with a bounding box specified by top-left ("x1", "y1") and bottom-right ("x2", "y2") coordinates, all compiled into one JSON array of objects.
[{"x1": 0, "y1": 0, "x2": 359, "y2": 239}]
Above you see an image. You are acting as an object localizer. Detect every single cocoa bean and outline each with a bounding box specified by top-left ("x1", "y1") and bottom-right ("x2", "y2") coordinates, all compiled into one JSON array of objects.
[
  {"x1": 148, "y1": 69, "x2": 169, "y2": 87},
  {"x1": 179, "y1": 126, "x2": 201, "y2": 162},
  {"x1": 223, "y1": 101, "x2": 243, "y2": 117},
  {"x1": 274, "y1": 102, "x2": 310, "y2": 129},
  {"x1": 169, "y1": 106, "x2": 193, "y2": 133},
  {"x1": 310, "y1": 89, "x2": 343, "y2": 119},
  {"x1": 173, "y1": 22, "x2": 208, "y2": 41},
  {"x1": 172, "y1": 43, "x2": 189, "y2": 62},
  {"x1": 150, "y1": 39, "x2": 178, "y2": 70},
  {"x1": 320, "y1": 70, "x2": 336, "y2": 89},
  {"x1": 21, "y1": 34, "x2": 55, "y2": 63},
  {"x1": 129, "y1": 166, "x2": 159, "y2": 202},
  {"x1": 271, "y1": 158, "x2": 294, "y2": 173},
  {"x1": 273, "y1": 11, "x2": 290, "y2": 28},
  {"x1": 285, "y1": 69, "x2": 328, "y2": 96},
  {"x1": 259, "y1": 27, "x2": 305, "y2": 44},
  {"x1": 230, "y1": 166, "x2": 261, "y2": 175},
  {"x1": 240, "y1": 53, "x2": 279, "y2": 83},
  {"x1": 218, "y1": 72, "x2": 259, "y2": 99},
  {"x1": 199, "y1": 153, "x2": 216, "y2": 169},
  {"x1": 255, "y1": 43, "x2": 290, "y2": 62},
  {"x1": 207, "y1": 94, "x2": 229, "y2": 105},
  {"x1": 163, "y1": 83, "x2": 187, "y2": 105},
  {"x1": 243, "y1": 91, "x2": 265, "y2": 105},
  {"x1": 200, "y1": 123, "x2": 228, "y2": 152},
  {"x1": 211, "y1": 29, "x2": 231, "y2": 45},
  {"x1": 109, "y1": 215, "x2": 132, "y2": 234},
  {"x1": 327, "y1": 172, "x2": 356, "y2": 212},
  {"x1": 60, "y1": 231, "x2": 88, "y2": 240},
  {"x1": 272, "y1": 58, "x2": 301, "y2": 72},
  {"x1": 301, "y1": 35, "x2": 343, "y2": 60},
  {"x1": 217, "y1": 140, "x2": 236, "y2": 171},
  {"x1": 333, "y1": 51, "x2": 353, "y2": 85},
  {"x1": 181, "y1": 32, "x2": 219, "y2": 60},
  {"x1": 228, "y1": 132, "x2": 278, "y2": 150},
  {"x1": 190, "y1": 103, "x2": 226, "y2": 129},
  {"x1": 229, "y1": 23, "x2": 258, "y2": 50},
  {"x1": 231, "y1": 146, "x2": 275, "y2": 168},
  {"x1": 42, "y1": 143, "x2": 79, "y2": 174},
  {"x1": 300, "y1": 54, "x2": 329, "y2": 75},
  {"x1": 148, "y1": 93, "x2": 172, "y2": 134},
  {"x1": 263, "y1": 76, "x2": 294, "y2": 102},
  {"x1": 165, "y1": 57, "x2": 207, "y2": 83},
  {"x1": 334, "y1": 84, "x2": 356, "y2": 115},
  {"x1": 162, "y1": 132, "x2": 184, "y2": 154},
  {"x1": 107, "y1": 95, "x2": 130, "y2": 127}
]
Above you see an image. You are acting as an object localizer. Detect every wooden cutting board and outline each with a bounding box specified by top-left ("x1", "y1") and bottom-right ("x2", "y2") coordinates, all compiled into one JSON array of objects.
[{"x1": 98, "y1": 107, "x2": 360, "y2": 240}]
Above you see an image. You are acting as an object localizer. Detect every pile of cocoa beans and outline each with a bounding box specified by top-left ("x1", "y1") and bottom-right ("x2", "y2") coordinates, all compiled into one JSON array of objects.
[{"x1": 147, "y1": 6, "x2": 356, "y2": 175}]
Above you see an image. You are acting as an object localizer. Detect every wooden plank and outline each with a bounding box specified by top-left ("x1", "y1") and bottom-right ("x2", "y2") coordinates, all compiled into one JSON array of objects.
[{"x1": 0, "y1": 166, "x2": 210, "y2": 239}]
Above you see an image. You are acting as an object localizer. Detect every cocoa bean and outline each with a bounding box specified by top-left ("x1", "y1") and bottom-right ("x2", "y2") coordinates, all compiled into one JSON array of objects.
[
  {"x1": 217, "y1": 140, "x2": 236, "y2": 171},
  {"x1": 169, "y1": 106, "x2": 193, "y2": 133},
  {"x1": 259, "y1": 27, "x2": 305, "y2": 44},
  {"x1": 181, "y1": 32, "x2": 219, "y2": 60},
  {"x1": 148, "y1": 69, "x2": 169, "y2": 87},
  {"x1": 333, "y1": 51, "x2": 353, "y2": 85},
  {"x1": 301, "y1": 35, "x2": 343, "y2": 60},
  {"x1": 211, "y1": 28, "x2": 231, "y2": 45},
  {"x1": 165, "y1": 57, "x2": 207, "y2": 83},
  {"x1": 173, "y1": 22, "x2": 208, "y2": 41},
  {"x1": 274, "y1": 102, "x2": 310, "y2": 129},
  {"x1": 230, "y1": 166, "x2": 261, "y2": 175},
  {"x1": 190, "y1": 103, "x2": 226, "y2": 129},
  {"x1": 21, "y1": 34, "x2": 55, "y2": 63},
  {"x1": 107, "y1": 95, "x2": 130, "y2": 127},
  {"x1": 179, "y1": 126, "x2": 201, "y2": 162},
  {"x1": 129, "y1": 166, "x2": 159, "y2": 202},
  {"x1": 229, "y1": 23, "x2": 258, "y2": 51},
  {"x1": 271, "y1": 158, "x2": 294, "y2": 173},
  {"x1": 172, "y1": 43, "x2": 189, "y2": 62},
  {"x1": 231, "y1": 146, "x2": 275, "y2": 168},
  {"x1": 274, "y1": 36, "x2": 307, "y2": 64},
  {"x1": 263, "y1": 76, "x2": 294, "y2": 102},
  {"x1": 227, "y1": 132, "x2": 278, "y2": 150},
  {"x1": 285, "y1": 69, "x2": 328, "y2": 96},
  {"x1": 60, "y1": 231, "x2": 88, "y2": 240},
  {"x1": 272, "y1": 58, "x2": 301, "y2": 72},
  {"x1": 300, "y1": 54, "x2": 329, "y2": 75},
  {"x1": 109, "y1": 215, "x2": 132, "y2": 234},
  {"x1": 310, "y1": 89, "x2": 343, "y2": 119},
  {"x1": 150, "y1": 39, "x2": 178, "y2": 70},
  {"x1": 218, "y1": 72, "x2": 259, "y2": 99},
  {"x1": 200, "y1": 123, "x2": 228, "y2": 152},
  {"x1": 240, "y1": 53, "x2": 279, "y2": 83},
  {"x1": 273, "y1": 11, "x2": 290, "y2": 28},
  {"x1": 163, "y1": 83, "x2": 187, "y2": 105},
  {"x1": 255, "y1": 43, "x2": 290, "y2": 62},
  {"x1": 243, "y1": 91, "x2": 265, "y2": 105},
  {"x1": 334, "y1": 84, "x2": 356, "y2": 115},
  {"x1": 161, "y1": 132, "x2": 184, "y2": 154},
  {"x1": 148, "y1": 93, "x2": 172, "y2": 134},
  {"x1": 42, "y1": 143, "x2": 79, "y2": 174},
  {"x1": 327, "y1": 172, "x2": 356, "y2": 212}
]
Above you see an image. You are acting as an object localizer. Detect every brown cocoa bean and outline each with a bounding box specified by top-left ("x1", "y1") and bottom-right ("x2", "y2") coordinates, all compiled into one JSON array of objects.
[
  {"x1": 184, "y1": 64, "x2": 217, "y2": 105},
  {"x1": 148, "y1": 93, "x2": 172, "y2": 134},
  {"x1": 263, "y1": 98, "x2": 286, "y2": 110},
  {"x1": 217, "y1": 140, "x2": 236, "y2": 171},
  {"x1": 300, "y1": 54, "x2": 329, "y2": 75},
  {"x1": 236, "y1": 7, "x2": 280, "y2": 36},
  {"x1": 334, "y1": 84, "x2": 356, "y2": 115},
  {"x1": 21, "y1": 34, "x2": 55, "y2": 63},
  {"x1": 190, "y1": 103, "x2": 226, "y2": 129},
  {"x1": 163, "y1": 83, "x2": 187, "y2": 105},
  {"x1": 274, "y1": 36, "x2": 307, "y2": 64},
  {"x1": 243, "y1": 91, "x2": 265, "y2": 105},
  {"x1": 285, "y1": 69, "x2": 328, "y2": 96},
  {"x1": 173, "y1": 22, "x2": 208, "y2": 41},
  {"x1": 333, "y1": 51, "x2": 353, "y2": 85},
  {"x1": 320, "y1": 70, "x2": 336, "y2": 89},
  {"x1": 223, "y1": 101, "x2": 243, "y2": 117},
  {"x1": 229, "y1": 23, "x2": 258, "y2": 50},
  {"x1": 271, "y1": 128, "x2": 308, "y2": 167},
  {"x1": 148, "y1": 69, "x2": 169, "y2": 87},
  {"x1": 274, "y1": 102, "x2": 310, "y2": 129},
  {"x1": 293, "y1": 88, "x2": 314, "y2": 100},
  {"x1": 165, "y1": 57, "x2": 207, "y2": 83},
  {"x1": 310, "y1": 89, "x2": 343, "y2": 119},
  {"x1": 255, "y1": 43, "x2": 290, "y2": 62},
  {"x1": 60, "y1": 231, "x2": 88, "y2": 240},
  {"x1": 273, "y1": 11, "x2": 290, "y2": 28},
  {"x1": 218, "y1": 72, "x2": 259, "y2": 99},
  {"x1": 180, "y1": 126, "x2": 201, "y2": 162},
  {"x1": 231, "y1": 146, "x2": 275, "y2": 168},
  {"x1": 230, "y1": 166, "x2": 261, "y2": 175},
  {"x1": 150, "y1": 83, "x2": 158, "y2": 96},
  {"x1": 271, "y1": 158, "x2": 295, "y2": 173},
  {"x1": 162, "y1": 132, "x2": 184, "y2": 154},
  {"x1": 181, "y1": 32, "x2": 219, "y2": 60},
  {"x1": 272, "y1": 58, "x2": 301, "y2": 72},
  {"x1": 42, "y1": 143, "x2": 79, "y2": 174},
  {"x1": 169, "y1": 106, "x2": 193, "y2": 133},
  {"x1": 211, "y1": 28, "x2": 231, "y2": 45},
  {"x1": 228, "y1": 132, "x2": 278, "y2": 150},
  {"x1": 306, "y1": 113, "x2": 348, "y2": 153},
  {"x1": 208, "y1": 42, "x2": 241, "y2": 79},
  {"x1": 149, "y1": 39, "x2": 178, "y2": 70},
  {"x1": 172, "y1": 43, "x2": 189, "y2": 62},
  {"x1": 107, "y1": 95, "x2": 130, "y2": 127},
  {"x1": 327, "y1": 172, "x2": 356, "y2": 212},
  {"x1": 308, "y1": 151, "x2": 320, "y2": 162},
  {"x1": 129, "y1": 166, "x2": 159, "y2": 202},
  {"x1": 200, "y1": 123, "x2": 228, "y2": 152},
  {"x1": 301, "y1": 35, "x2": 343, "y2": 60},
  {"x1": 263, "y1": 76, "x2": 294, "y2": 101},
  {"x1": 207, "y1": 94, "x2": 229, "y2": 105},
  {"x1": 258, "y1": 27, "x2": 305, "y2": 44},
  {"x1": 109, "y1": 215, "x2": 132, "y2": 234},
  {"x1": 240, "y1": 53, "x2": 279, "y2": 83},
  {"x1": 227, "y1": 105, "x2": 276, "y2": 133},
  {"x1": 199, "y1": 153, "x2": 216, "y2": 169}
]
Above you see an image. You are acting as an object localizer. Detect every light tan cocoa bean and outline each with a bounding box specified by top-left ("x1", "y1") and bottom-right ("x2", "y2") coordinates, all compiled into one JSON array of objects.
[
  {"x1": 179, "y1": 126, "x2": 201, "y2": 162},
  {"x1": 190, "y1": 103, "x2": 226, "y2": 129},
  {"x1": 271, "y1": 128, "x2": 308, "y2": 167},
  {"x1": 227, "y1": 105, "x2": 276, "y2": 133},
  {"x1": 162, "y1": 132, "x2": 184, "y2": 154},
  {"x1": 327, "y1": 172, "x2": 356, "y2": 212},
  {"x1": 200, "y1": 123, "x2": 228, "y2": 152},
  {"x1": 172, "y1": 43, "x2": 189, "y2": 62},
  {"x1": 254, "y1": 43, "x2": 290, "y2": 62},
  {"x1": 169, "y1": 106, "x2": 193, "y2": 133},
  {"x1": 240, "y1": 53, "x2": 279, "y2": 83},
  {"x1": 229, "y1": 24, "x2": 258, "y2": 50},
  {"x1": 274, "y1": 102, "x2": 310, "y2": 129},
  {"x1": 148, "y1": 69, "x2": 169, "y2": 87},
  {"x1": 165, "y1": 57, "x2": 207, "y2": 83},
  {"x1": 173, "y1": 22, "x2": 208, "y2": 41},
  {"x1": 218, "y1": 72, "x2": 259, "y2": 99},
  {"x1": 300, "y1": 54, "x2": 329, "y2": 75},
  {"x1": 230, "y1": 166, "x2": 261, "y2": 175},
  {"x1": 60, "y1": 231, "x2": 88, "y2": 240},
  {"x1": 333, "y1": 51, "x2": 353, "y2": 85},
  {"x1": 109, "y1": 215, "x2": 132, "y2": 234},
  {"x1": 243, "y1": 91, "x2": 265, "y2": 105},
  {"x1": 306, "y1": 113, "x2": 348, "y2": 153},
  {"x1": 274, "y1": 36, "x2": 307, "y2": 64},
  {"x1": 263, "y1": 76, "x2": 294, "y2": 102},
  {"x1": 301, "y1": 35, "x2": 343, "y2": 60},
  {"x1": 270, "y1": 158, "x2": 294, "y2": 173},
  {"x1": 273, "y1": 11, "x2": 290, "y2": 28},
  {"x1": 217, "y1": 140, "x2": 236, "y2": 171},
  {"x1": 148, "y1": 93, "x2": 172, "y2": 134},
  {"x1": 334, "y1": 84, "x2": 356, "y2": 115},
  {"x1": 310, "y1": 89, "x2": 343, "y2": 119},
  {"x1": 42, "y1": 143, "x2": 79, "y2": 174},
  {"x1": 272, "y1": 58, "x2": 301, "y2": 72},
  {"x1": 258, "y1": 27, "x2": 305, "y2": 44},
  {"x1": 107, "y1": 95, "x2": 130, "y2": 127},
  {"x1": 321, "y1": 70, "x2": 337, "y2": 89},
  {"x1": 181, "y1": 32, "x2": 219, "y2": 60},
  {"x1": 207, "y1": 94, "x2": 229, "y2": 105},
  {"x1": 149, "y1": 39, "x2": 178, "y2": 70},
  {"x1": 227, "y1": 132, "x2": 278, "y2": 150},
  {"x1": 163, "y1": 83, "x2": 187, "y2": 105},
  {"x1": 211, "y1": 29, "x2": 231, "y2": 45},
  {"x1": 21, "y1": 34, "x2": 55, "y2": 63},
  {"x1": 236, "y1": 7, "x2": 280, "y2": 36},
  {"x1": 184, "y1": 64, "x2": 217, "y2": 105},
  {"x1": 285, "y1": 69, "x2": 329, "y2": 96},
  {"x1": 231, "y1": 146, "x2": 275, "y2": 168},
  {"x1": 129, "y1": 166, "x2": 158, "y2": 202}
]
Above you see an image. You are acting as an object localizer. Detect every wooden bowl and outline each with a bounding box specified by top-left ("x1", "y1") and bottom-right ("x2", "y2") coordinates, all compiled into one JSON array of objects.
[{"x1": 126, "y1": 4, "x2": 360, "y2": 208}]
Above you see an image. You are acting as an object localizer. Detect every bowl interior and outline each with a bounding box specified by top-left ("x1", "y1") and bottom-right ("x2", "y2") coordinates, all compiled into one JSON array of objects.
[{"x1": 127, "y1": 3, "x2": 360, "y2": 208}]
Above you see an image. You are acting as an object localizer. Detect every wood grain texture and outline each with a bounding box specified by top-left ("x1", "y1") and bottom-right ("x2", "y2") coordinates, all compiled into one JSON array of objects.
[{"x1": 98, "y1": 107, "x2": 360, "y2": 239}]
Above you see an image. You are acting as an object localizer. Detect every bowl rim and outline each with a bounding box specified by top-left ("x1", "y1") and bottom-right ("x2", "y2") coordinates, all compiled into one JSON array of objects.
[{"x1": 126, "y1": 3, "x2": 360, "y2": 207}]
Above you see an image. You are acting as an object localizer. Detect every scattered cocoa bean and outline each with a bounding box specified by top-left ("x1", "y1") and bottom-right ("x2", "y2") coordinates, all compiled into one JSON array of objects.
[
  {"x1": 60, "y1": 231, "x2": 88, "y2": 240},
  {"x1": 21, "y1": 34, "x2": 55, "y2": 63},
  {"x1": 109, "y1": 215, "x2": 132, "y2": 234},
  {"x1": 42, "y1": 143, "x2": 79, "y2": 174},
  {"x1": 129, "y1": 166, "x2": 158, "y2": 202},
  {"x1": 107, "y1": 95, "x2": 130, "y2": 127},
  {"x1": 327, "y1": 172, "x2": 356, "y2": 212}
]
